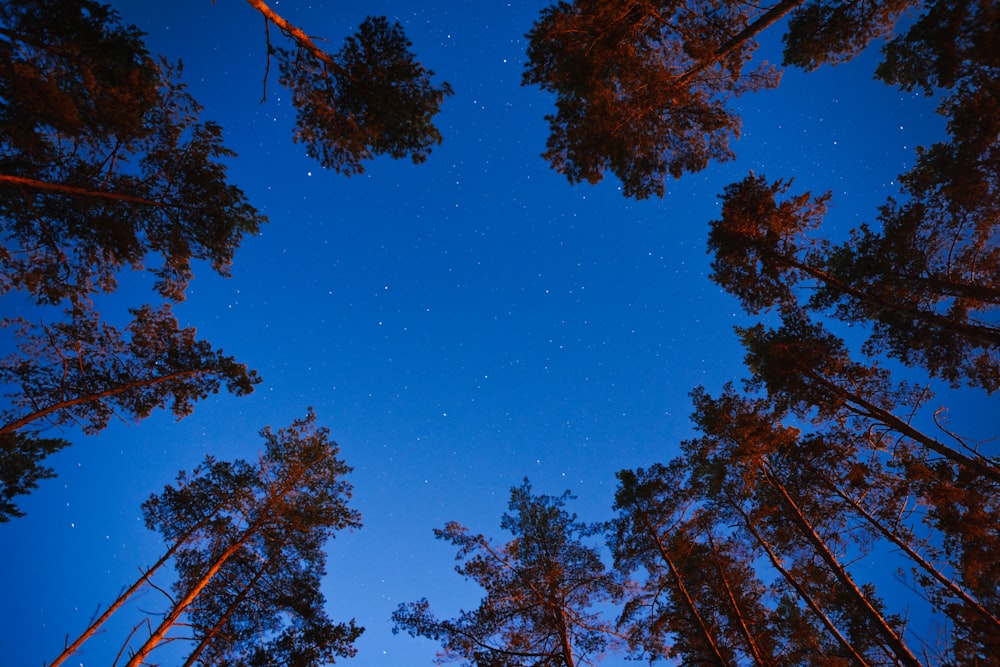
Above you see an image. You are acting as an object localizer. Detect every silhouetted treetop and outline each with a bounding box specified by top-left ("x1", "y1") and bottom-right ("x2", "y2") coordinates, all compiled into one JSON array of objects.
[
  {"x1": 523, "y1": 0, "x2": 790, "y2": 199},
  {"x1": 393, "y1": 479, "x2": 621, "y2": 667},
  {"x1": 781, "y1": 0, "x2": 918, "y2": 70},
  {"x1": 260, "y1": 8, "x2": 454, "y2": 175},
  {"x1": 0, "y1": 0, "x2": 266, "y2": 304}
]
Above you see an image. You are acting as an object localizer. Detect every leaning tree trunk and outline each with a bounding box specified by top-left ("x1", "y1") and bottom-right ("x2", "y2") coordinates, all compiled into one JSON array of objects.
[
  {"x1": 725, "y1": 490, "x2": 873, "y2": 667},
  {"x1": 636, "y1": 512, "x2": 728, "y2": 664},
  {"x1": 48, "y1": 513, "x2": 215, "y2": 667},
  {"x1": 760, "y1": 463, "x2": 922, "y2": 667}
]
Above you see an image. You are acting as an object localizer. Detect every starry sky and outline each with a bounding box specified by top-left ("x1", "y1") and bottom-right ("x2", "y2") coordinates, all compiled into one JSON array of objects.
[{"x1": 3, "y1": 2, "x2": 991, "y2": 666}]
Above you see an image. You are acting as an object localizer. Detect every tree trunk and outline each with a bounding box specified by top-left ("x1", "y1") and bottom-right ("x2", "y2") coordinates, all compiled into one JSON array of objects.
[
  {"x1": 179, "y1": 560, "x2": 270, "y2": 667},
  {"x1": 677, "y1": 0, "x2": 804, "y2": 85},
  {"x1": 0, "y1": 369, "x2": 209, "y2": 436},
  {"x1": 706, "y1": 534, "x2": 772, "y2": 666},
  {"x1": 243, "y1": 0, "x2": 348, "y2": 77},
  {"x1": 823, "y1": 473, "x2": 1000, "y2": 631},
  {"x1": 0, "y1": 174, "x2": 176, "y2": 208},
  {"x1": 638, "y1": 513, "x2": 728, "y2": 664},
  {"x1": 48, "y1": 514, "x2": 215, "y2": 667},
  {"x1": 810, "y1": 371, "x2": 1000, "y2": 483},
  {"x1": 725, "y1": 491, "x2": 872, "y2": 666},
  {"x1": 125, "y1": 534, "x2": 252, "y2": 666},
  {"x1": 785, "y1": 253, "x2": 1000, "y2": 349},
  {"x1": 760, "y1": 463, "x2": 922, "y2": 667}
]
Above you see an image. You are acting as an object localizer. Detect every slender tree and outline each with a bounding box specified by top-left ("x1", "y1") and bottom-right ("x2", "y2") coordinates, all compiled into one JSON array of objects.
[
  {"x1": 393, "y1": 479, "x2": 622, "y2": 667},
  {"x1": 47, "y1": 455, "x2": 258, "y2": 667},
  {"x1": 738, "y1": 313, "x2": 1000, "y2": 482},
  {"x1": 122, "y1": 410, "x2": 361, "y2": 666},
  {"x1": 685, "y1": 386, "x2": 921, "y2": 665},
  {"x1": 1, "y1": 304, "x2": 259, "y2": 437},
  {"x1": 611, "y1": 462, "x2": 781, "y2": 665}
]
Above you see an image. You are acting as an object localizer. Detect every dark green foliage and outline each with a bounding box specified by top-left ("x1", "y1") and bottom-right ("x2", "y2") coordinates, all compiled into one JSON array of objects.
[
  {"x1": 0, "y1": 431, "x2": 69, "y2": 521},
  {"x1": 0, "y1": 0, "x2": 266, "y2": 304},
  {"x1": 393, "y1": 479, "x2": 620, "y2": 667},
  {"x1": 523, "y1": 1, "x2": 784, "y2": 199},
  {"x1": 277, "y1": 16, "x2": 453, "y2": 175}
]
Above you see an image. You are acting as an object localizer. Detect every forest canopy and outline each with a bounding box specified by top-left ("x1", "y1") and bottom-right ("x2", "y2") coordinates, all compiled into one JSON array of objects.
[{"x1": 2, "y1": 0, "x2": 998, "y2": 665}]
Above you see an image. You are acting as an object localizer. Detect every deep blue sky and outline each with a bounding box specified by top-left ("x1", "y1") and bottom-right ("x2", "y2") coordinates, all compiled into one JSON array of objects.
[{"x1": 3, "y1": 2, "x2": 991, "y2": 666}]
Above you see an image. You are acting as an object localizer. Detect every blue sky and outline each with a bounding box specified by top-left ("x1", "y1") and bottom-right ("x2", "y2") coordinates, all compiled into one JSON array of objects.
[{"x1": 3, "y1": 2, "x2": 990, "y2": 666}]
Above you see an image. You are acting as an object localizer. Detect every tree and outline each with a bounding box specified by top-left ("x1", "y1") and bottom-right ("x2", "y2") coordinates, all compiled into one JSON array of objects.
[
  {"x1": 1, "y1": 0, "x2": 453, "y2": 305},
  {"x1": 611, "y1": 462, "x2": 782, "y2": 665},
  {"x1": 1, "y1": 304, "x2": 259, "y2": 436},
  {"x1": 522, "y1": 0, "x2": 931, "y2": 199},
  {"x1": 738, "y1": 313, "x2": 1000, "y2": 482},
  {"x1": 707, "y1": 173, "x2": 1000, "y2": 392},
  {"x1": 253, "y1": 6, "x2": 455, "y2": 175},
  {"x1": 0, "y1": 0, "x2": 267, "y2": 305},
  {"x1": 523, "y1": 0, "x2": 791, "y2": 198},
  {"x1": 393, "y1": 479, "x2": 622, "y2": 667},
  {"x1": 684, "y1": 386, "x2": 924, "y2": 666},
  {"x1": 0, "y1": 431, "x2": 68, "y2": 521},
  {"x1": 126, "y1": 410, "x2": 361, "y2": 666},
  {"x1": 0, "y1": 304, "x2": 259, "y2": 517},
  {"x1": 47, "y1": 411, "x2": 362, "y2": 667},
  {"x1": 780, "y1": 0, "x2": 919, "y2": 71}
]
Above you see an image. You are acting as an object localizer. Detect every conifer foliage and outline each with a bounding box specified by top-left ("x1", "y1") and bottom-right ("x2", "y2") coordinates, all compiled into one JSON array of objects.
[
  {"x1": 393, "y1": 479, "x2": 622, "y2": 667},
  {"x1": 0, "y1": 0, "x2": 451, "y2": 516},
  {"x1": 49, "y1": 410, "x2": 362, "y2": 667}
]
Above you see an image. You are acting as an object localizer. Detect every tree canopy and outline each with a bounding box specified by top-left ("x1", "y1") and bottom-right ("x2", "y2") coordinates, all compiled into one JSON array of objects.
[
  {"x1": 0, "y1": 0, "x2": 453, "y2": 516},
  {"x1": 49, "y1": 410, "x2": 362, "y2": 667},
  {"x1": 393, "y1": 479, "x2": 622, "y2": 667}
]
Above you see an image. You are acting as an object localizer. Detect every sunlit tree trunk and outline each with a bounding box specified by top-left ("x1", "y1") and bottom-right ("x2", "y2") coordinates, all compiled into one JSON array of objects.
[
  {"x1": 179, "y1": 560, "x2": 270, "y2": 667},
  {"x1": 760, "y1": 463, "x2": 922, "y2": 667},
  {"x1": 48, "y1": 514, "x2": 214, "y2": 667},
  {"x1": 706, "y1": 534, "x2": 772, "y2": 666},
  {"x1": 823, "y1": 473, "x2": 1000, "y2": 631},
  {"x1": 677, "y1": 0, "x2": 804, "y2": 85},
  {"x1": 637, "y1": 513, "x2": 728, "y2": 663},
  {"x1": 0, "y1": 370, "x2": 209, "y2": 436},
  {"x1": 804, "y1": 368, "x2": 1000, "y2": 483},
  {"x1": 725, "y1": 491, "x2": 873, "y2": 667}
]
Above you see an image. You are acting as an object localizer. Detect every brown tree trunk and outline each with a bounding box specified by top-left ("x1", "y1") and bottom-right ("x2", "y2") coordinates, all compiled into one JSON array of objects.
[
  {"x1": 48, "y1": 514, "x2": 215, "y2": 667},
  {"x1": 124, "y1": 534, "x2": 252, "y2": 666},
  {"x1": 785, "y1": 253, "x2": 1000, "y2": 349},
  {"x1": 0, "y1": 369, "x2": 210, "y2": 436},
  {"x1": 706, "y1": 534, "x2": 772, "y2": 666},
  {"x1": 823, "y1": 473, "x2": 1000, "y2": 631},
  {"x1": 637, "y1": 513, "x2": 728, "y2": 664},
  {"x1": 809, "y1": 371, "x2": 1000, "y2": 483},
  {"x1": 0, "y1": 174, "x2": 175, "y2": 208},
  {"x1": 179, "y1": 561, "x2": 270, "y2": 667},
  {"x1": 677, "y1": 0, "x2": 805, "y2": 85},
  {"x1": 243, "y1": 0, "x2": 347, "y2": 77},
  {"x1": 760, "y1": 463, "x2": 922, "y2": 667},
  {"x1": 725, "y1": 491, "x2": 873, "y2": 666}
]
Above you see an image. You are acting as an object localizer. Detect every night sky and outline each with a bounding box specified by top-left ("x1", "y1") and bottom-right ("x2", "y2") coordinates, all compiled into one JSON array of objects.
[{"x1": 3, "y1": 2, "x2": 992, "y2": 666}]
